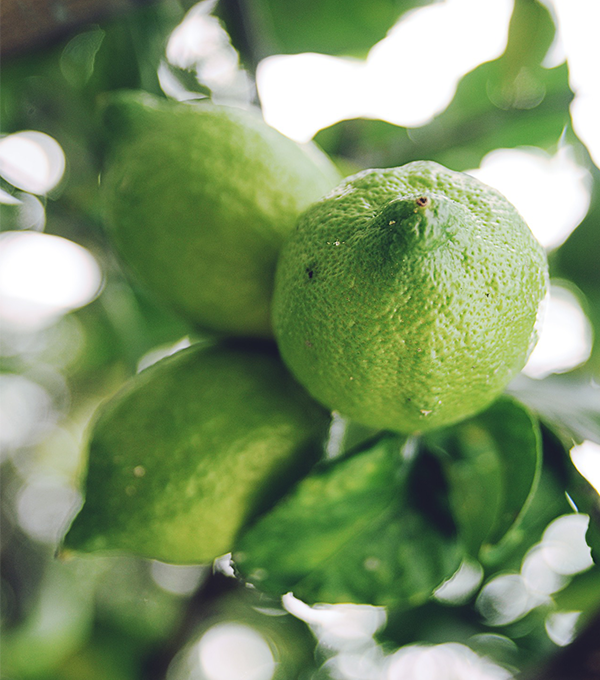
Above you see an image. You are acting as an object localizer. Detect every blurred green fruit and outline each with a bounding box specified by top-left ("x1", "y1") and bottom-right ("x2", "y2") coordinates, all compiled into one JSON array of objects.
[
  {"x1": 64, "y1": 342, "x2": 330, "y2": 564},
  {"x1": 100, "y1": 91, "x2": 341, "y2": 337}
]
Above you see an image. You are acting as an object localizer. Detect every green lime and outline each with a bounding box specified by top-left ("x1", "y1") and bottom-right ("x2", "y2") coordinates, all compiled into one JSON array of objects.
[
  {"x1": 100, "y1": 91, "x2": 341, "y2": 338},
  {"x1": 63, "y1": 342, "x2": 330, "y2": 564},
  {"x1": 272, "y1": 161, "x2": 548, "y2": 434}
]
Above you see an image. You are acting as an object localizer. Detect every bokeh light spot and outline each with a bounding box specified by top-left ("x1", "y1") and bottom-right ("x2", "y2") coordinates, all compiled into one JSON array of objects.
[
  {"x1": 541, "y1": 514, "x2": 593, "y2": 576},
  {"x1": 0, "y1": 231, "x2": 102, "y2": 330},
  {"x1": 547, "y1": 0, "x2": 600, "y2": 168},
  {"x1": 0, "y1": 131, "x2": 65, "y2": 195},
  {"x1": 198, "y1": 623, "x2": 275, "y2": 680},
  {"x1": 385, "y1": 642, "x2": 512, "y2": 680},
  {"x1": 476, "y1": 574, "x2": 539, "y2": 626},
  {"x1": 570, "y1": 440, "x2": 600, "y2": 495},
  {"x1": 0, "y1": 374, "x2": 56, "y2": 453},
  {"x1": 0, "y1": 191, "x2": 46, "y2": 231},
  {"x1": 434, "y1": 560, "x2": 484, "y2": 604},
  {"x1": 150, "y1": 561, "x2": 207, "y2": 596},
  {"x1": 545, "y1": 611, "x2": 581, "y2": 647},
  {"x1": 161, "y1": 0, "x2": 252, "y2": 105},
  {"x1": 283, "y1": 593, "x2": 386, "y2": 651},
  {"x1": 257, "y1": 0, "x2": 512, "y2": 142},
  {"x1": 468, "y1": 146, "x2": 592, "y2": 250},
  {"x1": 16, "y1": 477, "x2": 81, "y2": 545},
  {"x1": 523, "y1": 283, "x2": 593, "y2": 379}
]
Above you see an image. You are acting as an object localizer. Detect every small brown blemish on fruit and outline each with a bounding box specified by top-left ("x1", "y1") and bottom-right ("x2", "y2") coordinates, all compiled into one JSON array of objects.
[{"x1": 416, "y1": 196, "x2": 430, "y2": 208}]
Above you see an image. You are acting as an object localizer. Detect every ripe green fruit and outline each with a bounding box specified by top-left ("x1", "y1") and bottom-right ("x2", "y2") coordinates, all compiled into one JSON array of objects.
[
  {"x1": 100, "y1": 91, "x2": 341, "y2": 338},
  {"x1": 273, "y1": 161, "x2": 548, "y2": 434},
  {"x1": 63, "y1": 343, "x2": 330, "y2": 564}
]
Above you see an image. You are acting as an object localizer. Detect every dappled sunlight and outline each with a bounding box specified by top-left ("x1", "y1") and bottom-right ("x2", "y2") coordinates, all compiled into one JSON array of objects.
[
  {"x1": 16, "y1": 477, "x2": 82, "y2": 545},
  {"x1": 167, "y1": 621, "x2": 278, "y2": 680},
  {"x1": 282, "y1": 592, "x2": 515, "y2": 679},
  {"x1": 0, "y1": 374, "x2": 57, "y2": 454},
  {"x1": 325, "y1": 646, "x2": 385, "y2": 680},
  {"x1": 197, "y1": 623, "x2": 276, "y2": 680},
  {"x1": 541, "y1": 514, "x2": 593, "y2": 576},
  {"x1": 545, "y1": 611, "x2": 581, "y2": 647},
  {"x1": 0, "y1": 191, "x2": 46, "y2": 231},
  {"x1": 523, "y1": 282, "x2": 593, "y2": 379},
  {"x1": 258, "y1": 53, "x2": 364, "y2": 143},
  {"x1": 547, "y1": 0, "x2": 600, "y2": 168},
  {"x1": 571, "y1": 440, "x2": 600, "y2": 495},
  {"x1": 0, "y1": 131, "x2": 65, "y2": 195},
  {"x1": 467, "y1": 146, "x2": 592, "y2": 251},
  {"x1": 384, "y1": 642, "x2": 512, "y2": 680},
  {"x1": 477, "y1": 573, "x2": 541, "y2": 627},
  {"x1": 477, "y1": 514, "x2": 593, "y2": 630},
  {"x1": 150, "y1": 561, "x2": 207, "y2": 596},
  {"x1": 0, "y1": 231, "x2": 103, "y2": 330},
  {"x1": 2, "y1": 2, "x2": 598, "y2": 678},
  {"x1": 257, "y1": 0, "x2": 512, "y2": 142},
  {"x1": 161, "y1": 0, "x2": 253, "y2": 105},
  {"x1": 365, "y1": 0, "x2": 512, "y2": 127},
  {"x1": 283, "y1": 592, "x2": 386, "y2": 651},
  {"x1": 434, "y1": 559, "x2": 484, "y2": 604}
]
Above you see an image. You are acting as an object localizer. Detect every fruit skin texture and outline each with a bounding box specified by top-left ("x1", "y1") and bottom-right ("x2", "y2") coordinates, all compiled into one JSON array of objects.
[
  {"x1": 273, "y1": 161, "x2": 548, "y2": 434},
  {"x1": 100, "y1": 91, "x2": 341, "y2": 338},
  {"x1": 64, "y1": 342, "x2": 330, "y2": 564}
]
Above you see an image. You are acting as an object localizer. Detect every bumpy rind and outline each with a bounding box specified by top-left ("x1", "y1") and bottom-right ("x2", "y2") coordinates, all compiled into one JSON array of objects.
[
  {"x1": 273, "y1": 161, "x2": 549, "y2": 433},
  {"x1": 101, "y1": 91, "x2": 341, "y2": 337}
]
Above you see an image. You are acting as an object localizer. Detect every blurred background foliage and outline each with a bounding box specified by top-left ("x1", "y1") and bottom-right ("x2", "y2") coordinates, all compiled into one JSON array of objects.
[{"x1": 1, "y1": 0, "x2": 599, "y2": 678}]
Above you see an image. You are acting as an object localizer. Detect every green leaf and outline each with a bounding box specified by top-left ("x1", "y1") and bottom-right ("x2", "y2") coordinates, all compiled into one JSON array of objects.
[
  {"x1": 425, "y1": 397, "x2": 542, "y2": 559},
  {"x1": 553, "y1": 565, "x2": 600, "y2": 616},
  {"x1": 234, "y1": 436, "x2": 463, "y2": 608},
  {"x1": 59, "y1": 28, "x2": 106, "y2": 88},
  {"x1": 229, "y1": 0, "x2": 437, "y2": 58},
  {"x1": 158, "y1": 62, "x2": 212, "y2": 99},
  {"x1": 315, "y1": 0, "x2": 570, "y2": 171}
]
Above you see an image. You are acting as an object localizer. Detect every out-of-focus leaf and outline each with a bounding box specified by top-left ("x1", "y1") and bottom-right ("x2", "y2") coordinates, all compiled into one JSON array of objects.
[
  {"x1": 51, "y1": 633, "x2": 139, "y2": 680},
  {"x1": 425, "y1": 398, "x2": 541, "y2": 559},
  {"x1": 59, "y1": 27, "x2": 106, "y2": 87},
  {"x1": 234, "y1": 436, "x2": 463, "y2": 608},
  {"x1": 508, "y1": 375, "x2": 600, "y2": 446},
  {"x1": 315, "y1": 61, "x2": 571, "y2": 171},
  {"x1": 1, "y1": 561, "x2": 94, "y2": 678},
  {"x1": 159, "y1": 61, "x2": 212, "y2": 98},
  {"x1": 552, "y1": 565, "x2": 600, "y2": 616},
  {"x1": 315, "y1": 0, "x2": 570, "y2": 171},
  {"x1": 226, "y1": 0, "x2": 437, "y2": 59}
]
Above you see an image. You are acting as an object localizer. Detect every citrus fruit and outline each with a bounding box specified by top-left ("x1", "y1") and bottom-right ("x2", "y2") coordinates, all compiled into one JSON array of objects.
[
  {"x1": 63, "y1": 342, "x2": 330, "y2": 564},
  {"x1": 272, "y1": 161, "x2": 548, "y2": 434},
  {"x1": 100, "y1": 91, "x2": 341, "y2": 338}
]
